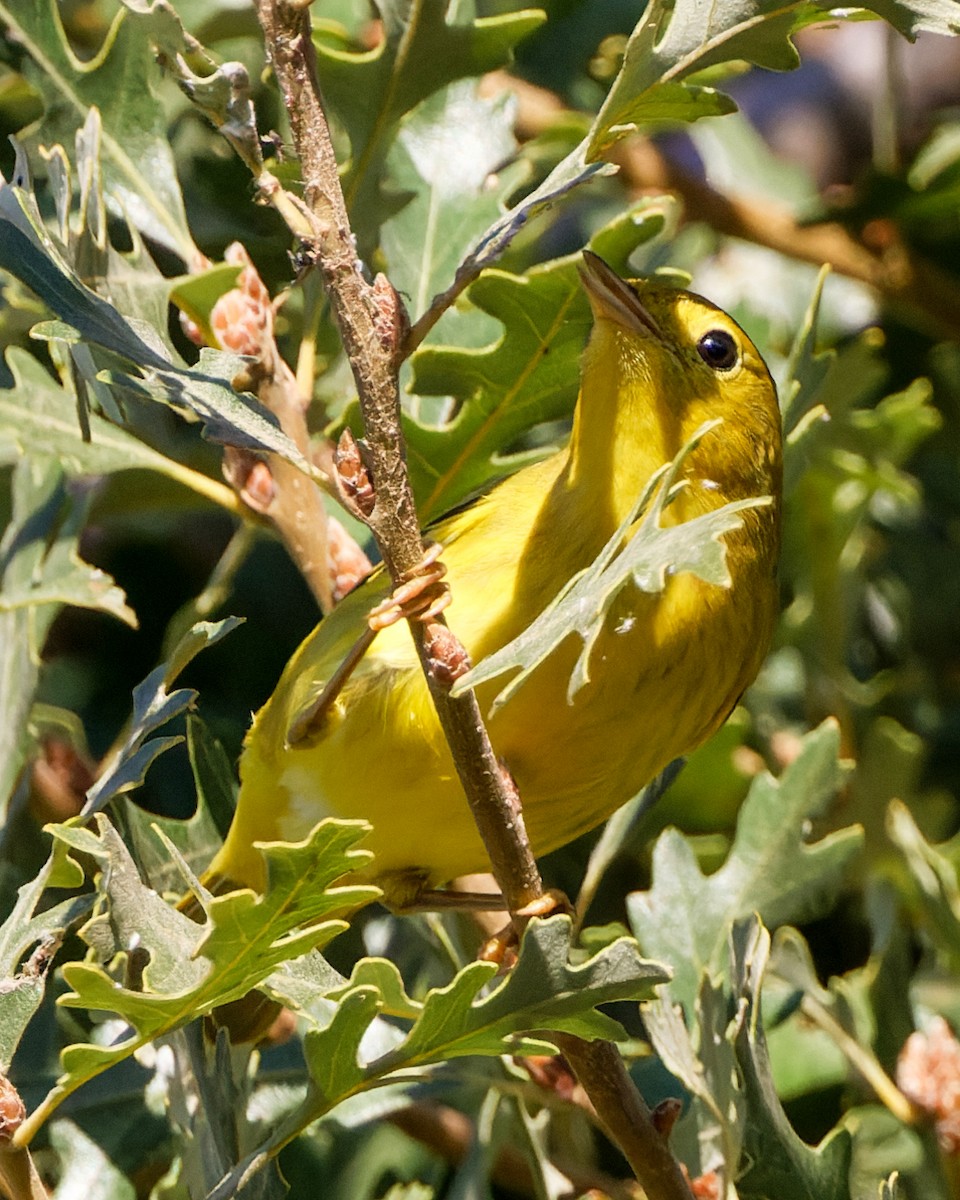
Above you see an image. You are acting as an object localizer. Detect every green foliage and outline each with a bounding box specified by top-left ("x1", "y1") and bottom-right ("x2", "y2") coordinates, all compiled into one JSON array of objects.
[
  {"x1": 1, "y1": 0, "x2": 959, "y2": 1197},
  {"x1": 315, "y1": 0, "x2": 545, "y2": 222},
  {"x1": 0, "y1": 0, "x2": 194, "y2": 258},
  {"x1": 21, "y1": 813, "x2": 377, "y2": 1142},
  {"x1": 628, "y1": 720, "x2": 858, "y2": 1009}
]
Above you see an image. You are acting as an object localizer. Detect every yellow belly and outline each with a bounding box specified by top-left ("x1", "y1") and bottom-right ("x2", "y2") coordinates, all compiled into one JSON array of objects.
[{"x1": 213, "y1": 538, "x2": 776, "y2": 904}]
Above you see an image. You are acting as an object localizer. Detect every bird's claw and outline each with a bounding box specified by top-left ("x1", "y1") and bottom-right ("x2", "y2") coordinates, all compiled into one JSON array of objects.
[
  {"x1": 367, "y1": 542, "x2": 451, "y2": 631},
  {"x1": 478, "y1": 889, "x2": 572, "y2": 966}
]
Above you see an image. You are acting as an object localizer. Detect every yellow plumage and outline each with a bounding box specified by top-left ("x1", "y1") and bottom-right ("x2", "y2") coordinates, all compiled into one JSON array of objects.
[{"x1": 207, "y1": 253, "x2": 782, "y2": 906}]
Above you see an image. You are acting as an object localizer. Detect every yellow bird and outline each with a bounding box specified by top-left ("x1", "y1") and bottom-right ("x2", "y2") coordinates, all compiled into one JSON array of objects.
[{"x1": 205, "y1": 252, "x2": 782, "y2": 908}]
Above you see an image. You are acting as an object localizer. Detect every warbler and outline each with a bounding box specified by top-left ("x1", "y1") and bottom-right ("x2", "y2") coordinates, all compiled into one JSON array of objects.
[{"x1": 203, "y1": 252, "x2": 782, "y2": 908}]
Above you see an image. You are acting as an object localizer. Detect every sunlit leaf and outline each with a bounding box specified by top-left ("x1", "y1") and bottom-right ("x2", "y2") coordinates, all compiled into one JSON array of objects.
[
  {"x1": 0, "y1": 0, "x2": 195, "y2": 259},
  {"x1": 627, "y1": 721, "x2": 858, "y2": 1010},
  {"x1": 21, "y1": 814, "x2": 377, "y2": 1141}
]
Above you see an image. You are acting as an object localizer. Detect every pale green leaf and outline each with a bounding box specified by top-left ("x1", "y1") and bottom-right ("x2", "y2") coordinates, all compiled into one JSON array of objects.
[
  {"x1": 626, "y1": 720, "x2": 859, "y2": 1009},
  {"x1": 732, "y1": 919, "x2": 853, "y2": 1200},
  {"x1": 0, "y1": 0, "x2": 195, "y2": 259},
  {"x1": 643, "y1": 975, "x2": 745, "y2": 1186},
  {"x1": 886, "y1": 799, "x2": 960, "y2": 964},
  {"x1": 315, "y1": 0, "x2": 545, "y2": 219},
  {"x1": 454, "y1": 420, "x2": 768, "y2": 713},
  {"x1": 22, "y1": 814, "x2": 377, "y2": 1140},
  {"x1": 381, "y1": 81, "x2": 524, "y2": 332},
  {"x1": 588, "y1": 0, "x2": 960, "y2": 158},
  {"x1": 0, "y1": 848, "x2": 92, "y2": 1071}
]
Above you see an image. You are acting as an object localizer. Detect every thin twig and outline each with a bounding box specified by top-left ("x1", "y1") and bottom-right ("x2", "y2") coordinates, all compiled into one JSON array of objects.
[
  {"x1": 401, "y1": 261, "x2": 485, "y2": 360},
  {"x1": 800, "y1": 993, "x2": 919, "y2": 1126},
  {"x1": 253, "y1": 5, "x2": 693, "y2": 1198},
  {"x1": 482, "y1": 70, "x2": 960, "y2": 340}
]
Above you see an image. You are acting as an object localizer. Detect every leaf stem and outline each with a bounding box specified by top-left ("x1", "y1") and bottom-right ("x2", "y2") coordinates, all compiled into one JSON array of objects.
[{"x1": 800, "y1": 993, "x2": 920, "y2": 1126}]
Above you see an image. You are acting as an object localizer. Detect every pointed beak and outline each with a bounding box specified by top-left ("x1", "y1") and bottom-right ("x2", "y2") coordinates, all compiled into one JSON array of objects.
[{"x1": 579, "y1": 250, "x2": 663, "y2": 340}]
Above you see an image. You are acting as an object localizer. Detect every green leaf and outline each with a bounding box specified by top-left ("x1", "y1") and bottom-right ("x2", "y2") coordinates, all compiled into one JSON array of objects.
[
  {"x1": 0, "y1": 0, "x2": 195, "y2": 260},
  {"x1": 169, "y1": 263, "x2": 243, "y2": 348},
  {"x1": 228, "y1": 915, "x2": 669, "y2": 1172},
  {"x1": 642, "y1": 975, "x2": 745, "y2": 1185},
  {"x1": 0, "y1": 847, "x2": 92, "y2": 1072},
  {"x1": 588, "y1": 0, "x2": 960, "y2": 158},
  {"x1": 50, "y1": 1119, "x2": 136, "y2": 1200},
  {"x1": 781, "y1": 266, "x2": 832, "y2": 438},
  {"x1": 185, "y1": 713, "x2": 237, "y2": 843},
  {"x1": 626, "y1": 720, "x2": 860, "y2": 1010},
  {"x1": 0, "y1": 349, "x2": 233, "y2": 508},
  {"x1": 0, "y1": 175, "x2": 311, "y2": 471},
  {"x1": 0, "y1": 461, "x2": 134, "y2": 626},
  {"x1": 0, "y1": 459, "x2": 134, "y2": 815},
  {"x1": 422, "y1": 140, "x2": 616, "y2": 311},
  {"x1": 453, "y1": 420, "x2": 768, "y2": 713},
  {"x1": 82, "y1": 618, "x2": 242, "y2": 816},
  {"x1": 886, "y1": 799, "x2": 960, "y2": 965},
  {"x1": 315, "y1": 0, "x2": 545, "y2": 219},
  {"x1": 732, "y1": 919, "x2": 853, "y2": 1200},
  {"x1": 381, "y1": 81, "x2": 525, "y2": 332},
  {"x1": 21, "y1": 814, "x2": 377, "y2": 1141},
  {"x1": 405, "y1": 201, "x2": 669, "y2": 519}
]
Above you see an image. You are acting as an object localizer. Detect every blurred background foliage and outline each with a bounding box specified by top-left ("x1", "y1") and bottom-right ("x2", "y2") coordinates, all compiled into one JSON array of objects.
[{"x1": 4, "y1": 0, "x2": 960, "y2": 1197}]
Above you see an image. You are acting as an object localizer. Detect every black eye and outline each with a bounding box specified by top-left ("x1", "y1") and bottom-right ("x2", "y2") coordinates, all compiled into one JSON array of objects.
[{"x1": 696, "y1": 329, "x2": 739, "y2": 371}]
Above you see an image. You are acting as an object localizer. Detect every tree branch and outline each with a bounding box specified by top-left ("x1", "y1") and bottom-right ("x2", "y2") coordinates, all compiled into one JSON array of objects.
[
  {"x1": 254, "y1": 0, "x2": 544, "y2": 915},
  {"x1": 253, "y1": 4, "x2": 693, "y2": 1198}
]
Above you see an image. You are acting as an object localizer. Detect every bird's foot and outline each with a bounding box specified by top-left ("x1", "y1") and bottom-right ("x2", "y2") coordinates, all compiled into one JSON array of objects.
[
  {"x1": 478, "y1": 889, "x2": 572, "y2": 967},
  {"x1": 367, "y1": 542, "x2": 451, "y2": 632}
]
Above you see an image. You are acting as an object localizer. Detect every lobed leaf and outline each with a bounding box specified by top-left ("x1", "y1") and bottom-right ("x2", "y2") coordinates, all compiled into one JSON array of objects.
[
  {"x1": 627, "y1": 720, "x2": 860, "y2": 1010},
  {"x1": 454, "y1": 420, "x2": 767, "y2": 712},
  {"x1": 315, "y1": 0, "x2": 545, "y2": 221},
  {"x1": 0, "y1": 845, "x2": 91, "y2": 1072},
  {"x1": 284, "y1": 917, "x2": 668, "y2": 1136},
  {"x1": 643, "y1": 974, "x2": 745, "y2": 1188},
  {"x1": 0, "y1": 0, "x2": 195, "y2": 259},
  {"x1": 732, "y1": 919, "x2": 853, "y2": 1200},
  {"x1": 380, "y1": 82, "x2": 525, "y2": 340},
  {"x1": 20, "y1": 814, "x2": 377, "y2": 1142}
]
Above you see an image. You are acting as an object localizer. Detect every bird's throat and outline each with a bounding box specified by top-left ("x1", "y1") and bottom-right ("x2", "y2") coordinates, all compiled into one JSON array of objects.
[{"x1": 564, "y1": 329, "x2": 681, "y2": 531}]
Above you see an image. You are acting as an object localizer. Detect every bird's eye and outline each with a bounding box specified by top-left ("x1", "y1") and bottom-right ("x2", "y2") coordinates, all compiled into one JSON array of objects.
[{"x1": 696, "y1": 330, "x2": 739, "y2": 371}]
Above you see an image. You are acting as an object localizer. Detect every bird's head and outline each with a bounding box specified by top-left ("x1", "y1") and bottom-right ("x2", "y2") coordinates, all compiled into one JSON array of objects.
[{"x1": 577, "y1": 251, "x2": 781, "y2": 497}]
